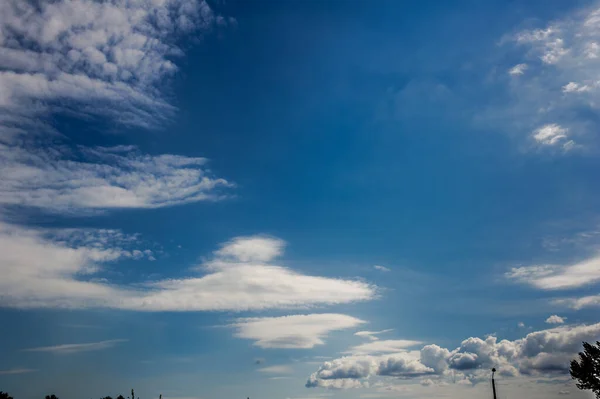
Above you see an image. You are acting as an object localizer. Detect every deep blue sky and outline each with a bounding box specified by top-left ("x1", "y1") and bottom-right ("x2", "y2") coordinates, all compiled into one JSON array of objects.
[{"x1": 1, "y1": 0, "x2": 600, "y2": 398}]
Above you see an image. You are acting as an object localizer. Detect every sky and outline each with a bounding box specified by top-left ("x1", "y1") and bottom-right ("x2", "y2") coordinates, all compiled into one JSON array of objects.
[{"x1": 3, "y1": 0, "x2": 600, "y2": 398}]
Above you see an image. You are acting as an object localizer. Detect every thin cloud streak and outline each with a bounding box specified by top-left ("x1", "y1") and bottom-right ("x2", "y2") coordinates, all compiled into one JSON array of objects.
[{"x1": 23, "y1": 339, "x2": 127, "y2": 354}]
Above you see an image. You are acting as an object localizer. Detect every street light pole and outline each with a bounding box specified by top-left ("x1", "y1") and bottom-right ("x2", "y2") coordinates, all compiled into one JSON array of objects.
[{"x1": 491, "y1": 368, "x2": 497, "y2": 399}]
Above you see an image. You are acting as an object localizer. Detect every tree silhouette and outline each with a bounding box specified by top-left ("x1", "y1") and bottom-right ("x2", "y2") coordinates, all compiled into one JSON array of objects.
[
  {"x1": 116, "y1": 396, "x2": 125, "y2": 399},
  {"x1": 45, "y1": 395, "x2": 59, "y2": 399},
  {"x1": 0, "y1": 392, "x2": 14, "y2": 399},
  {"x1": 101, "y1": 397, "x2": 113, "y2": 399},
  {"x1": 571, "y1": 341, "x2": 600, "y2": 398}
]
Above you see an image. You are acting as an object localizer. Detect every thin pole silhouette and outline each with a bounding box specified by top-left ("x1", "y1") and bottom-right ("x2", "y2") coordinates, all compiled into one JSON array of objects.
[{"x1": 491, "y1": 368, "x2": 497, "y2": 399}]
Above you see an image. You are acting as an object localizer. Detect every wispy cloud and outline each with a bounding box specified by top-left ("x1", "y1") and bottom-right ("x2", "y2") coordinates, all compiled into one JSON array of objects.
[
  {"x1": 0, "y1": 368, "x2": 36, "y2": 375},
  {"x1": 0, "y1": 144, "x2": 232, "y2": 213},
  {"x1": 355, "y1": 329, "x2": 394, "y2": 341},
  {"x1": 373, "y1": 265, "x2": 391, "y2": 272},
  {"x1": 231, "y1": 314, "x2": 366, "y2": 349},
  {"x1": 508, "y1": 63, "x2": 528, "y2": 76},
  {"x1": 495, "y1": 2, "x2": 600, "y2": 152},
  {"x1": 0, "y1": 228, "x2": 376, "y2": 311},
  {"x1": 258, "y1": 365, "x2": 294, "y2": 374},
  {"x1": 0, "y1": 0, "x2": 233, "y2": 132},
  {"x1": 506, "y1": 254, "x2": 600, "y2": 290},
  {"x1": 24, "y1": 339, "x2": 127, "y2": 354},
  {"x1": 345, "y1": 339, "x2": 423, "y2": 355},
  {"x1": 0, "y1": 1, "x2": 235, "y2": 215}
]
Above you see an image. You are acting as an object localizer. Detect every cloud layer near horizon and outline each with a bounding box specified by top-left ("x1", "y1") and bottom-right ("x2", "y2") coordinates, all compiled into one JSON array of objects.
[{"x1": 306, "y1": 322, "x2": 600, "y2": 389}]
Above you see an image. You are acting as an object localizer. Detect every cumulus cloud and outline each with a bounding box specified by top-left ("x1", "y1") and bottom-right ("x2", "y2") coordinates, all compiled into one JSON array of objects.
[
  {"x1": 0, "y1": 144, "x2": 232, "y2": 212},
  {"x1": 306, "y1": 352, "x2": 433, "y2": 389},
  {"x1": 0, "y1": 229, "x2": 376, "y2": 311},
  {"x1": 306, "y1": 323, "x2": 600, "y2": 389},
  {"x1": 546, "y1": 315, "x2": 566, "y2": 324},
  {"x1": 231, "y1": 314, "x2": 366, "y2": 349},
  {"x1": 24, "y1": 339, "x2": 127, "y2": 354},
  {"x1": 506, "y1": 255, "x2": 600, "y2": 290},
  {"x1": 354, "y1": 329, "x2": 394, "y2": 341},
  {"x1": 0, "y1": 0, "x2": 232, "y2": 132}
]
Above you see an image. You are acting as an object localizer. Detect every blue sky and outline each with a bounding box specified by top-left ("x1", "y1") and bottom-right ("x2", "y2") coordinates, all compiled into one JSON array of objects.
[{"x1": 2, "y1": 0, "x2": 600, "y2": 398}]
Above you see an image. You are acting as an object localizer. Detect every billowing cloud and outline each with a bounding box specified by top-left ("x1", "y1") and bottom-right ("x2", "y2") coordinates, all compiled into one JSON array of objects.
[
  {"x1": 0, "y1": 229, "x2": 376, "y2": 311},
  {"x1": 306, "y1": 352, "x2": 433, "y2": 389},
  {"x1": 506, "y1": 255, "x2": 600, "y2": 290},
  {"x1": 231, "y1": 314, "x2": 366, "y2": 349},
  {"x1": 24, "y1": 339, "x2": 127, "y2": 354},
  {"x1": 0, "y1": 144, "x2": 232, "y2": 212},
  {"x1": 306, "y1": 323, "x2": 600, "y2": 389},
  {"x1": 546, "y1": 315, "x2": 566, "y2": 324}
]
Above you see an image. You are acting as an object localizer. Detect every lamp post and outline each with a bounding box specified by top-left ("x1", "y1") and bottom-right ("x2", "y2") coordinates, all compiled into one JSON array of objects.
[{"x1": 491, "y1": 368, "x2": 497, "y2": 399}]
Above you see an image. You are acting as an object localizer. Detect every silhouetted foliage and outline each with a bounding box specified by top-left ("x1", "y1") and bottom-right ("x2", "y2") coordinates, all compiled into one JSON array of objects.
[
  {"x1": 101, "y1": 396, "x2": 113, "y2": 399},
  {"x1": 45, "y1": 395, "x2": 59, "y2": 399},
  {"x1": 116, "y1": 396, "x2": 125, "y2": 399},
  {"x1": 0, "y1": 391, "x2": 14, "y2": 399},
  {"x1": 571, "y1": 341, "x2": 600, "y2": 398},
  {"x1": 128, "y1": 389, "x2": 138, "y2": 399}
]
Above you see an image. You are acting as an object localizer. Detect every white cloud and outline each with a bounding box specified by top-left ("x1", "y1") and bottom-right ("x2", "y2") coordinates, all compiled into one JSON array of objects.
[
  {"x1": 555, "y1": 294, "x2": 600, "y2": 309},
  {"x1": 562, "y1": 82, "x2": 591, "y2": 93},
  {"x1": 532, "y1": 124, "x2": 572, "y2": 149},
  {"x1": 0, "y1": 227, "x2": 377, "y2": 311},
  {"x1": 0, "y1": 368, "x2": 36, "y2": 375},
  {"x1": 231, "y1": 314, "x2": 366, "y2": 349},
  {"x1": 24, "y1": 339, "x2": 127, "y2": 354},
  {"x1": 214, "y1": 236, "x2": 285, "y2": 263},
  {"x1": 518, "y1": 322, "x2": 526, "y2": 328},
  {"x1": 495, "y1": 4, "x2": 600, "y2": 152},
  {"x1": 506, "y1": 254, "x2": 600, "y2": 290},
  {"x1": 257, "y1": 365, "x2": 294, "y2": 374},
  {"x1": 509, "y1": 63, "x2": 528, "y2": 76},
  {"x1": 306, "y1": 352, "x2": 433, "y2": 389},
  {"x1": 345, "y1": 340, "x2": 423, "y2": 355},
  {"x1": 0, "y1": 144, "x2": 232, "y2": 212},
  {"x1": 546, "y1": 315, "x2": 566, "y2": 324},
  {"x1": 306, "y1": 323, "x2": 600, "y2": 389},
  {"x1": 0, "y1": 0, "x2": 232, "y2": 132},
  {"x1": 373, "y1": 265, "x2": 390, "y2": 272},
  {"x1": 354, "y1": 329, "x2": 394, "y2": 341}
]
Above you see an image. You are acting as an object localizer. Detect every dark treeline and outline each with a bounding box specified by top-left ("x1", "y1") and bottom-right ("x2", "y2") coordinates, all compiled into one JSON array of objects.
[{"x1": 0, "y1": 389, "x2": 151, "y2": 399}]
